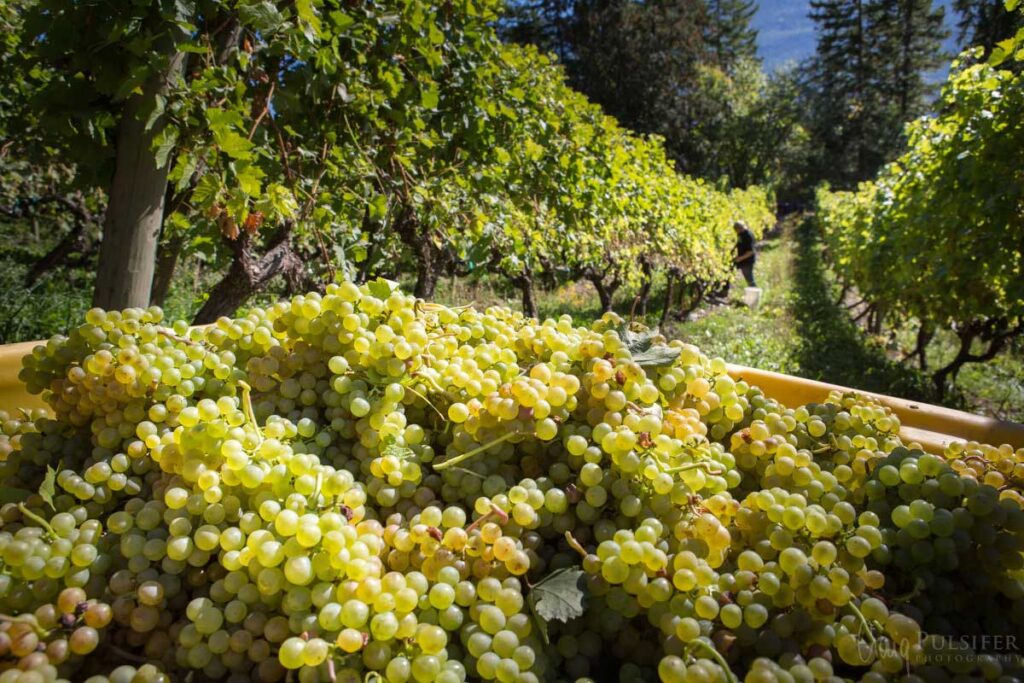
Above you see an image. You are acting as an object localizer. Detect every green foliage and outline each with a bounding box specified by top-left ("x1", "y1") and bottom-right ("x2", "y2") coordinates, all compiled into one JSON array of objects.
[
  {"x1": 705, "y1": 0, "x2": 760, "y2": 67},
  {"x1": 526, "y1": 567, "x2": 587, "y2": 644},
  {"x1": 955, "y1": 0, "x2": 1024, "y2": 55},
  {"x1": 500, "y1": 0, "x2": 800, "y2": 188},
  {"x1": 817, "y1": 26, "x2": 1024, "y2": 390},
  {"x1": 4, "y1": 0, "x2": 774, "y2": 322},
  {"x1": 818, "y1": 42, "x2": 1024, "y2": 327}
]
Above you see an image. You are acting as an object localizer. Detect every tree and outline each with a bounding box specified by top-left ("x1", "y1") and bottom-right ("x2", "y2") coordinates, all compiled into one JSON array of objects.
[
  {"x1": 501, "y1": 0, "x2": 710, "y2": 171},
  {"x1": 954, "y1": 0, "x2": 1024, "y2": 54},
  {"x1": 804, "y1": 0, "x2": 946, "y2": 187},
  {"x1": 500, "y1": 0, "x2": 576, "y2": 61},
  {"x1": 684, "y1": 60, "x2": 813, "y2": 195},
  {"x1": 21, "y1": 2, "x2": 195, "y2": 309},
  {"x1": 807, "y1": 0, "x2": 883, "y2": 185},
  {"x1": 569, "y1": 0, "x2": 709, "y2": 145},
  {"x1": 872, "y1": 0, "x2": 948, "y2": 135},
  {"x1": 705, "y1": 0, "x2": 760, "y2": 68}
]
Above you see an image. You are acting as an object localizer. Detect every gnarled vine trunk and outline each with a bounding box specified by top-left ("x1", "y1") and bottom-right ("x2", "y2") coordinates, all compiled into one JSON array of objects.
[
  {"x1": 659, "y1": 270, "x2": 677, "y2": 327},
  {"x1": 635, "y1": 259, "x2": 653, "y2": 318},
  {"x1": 587, "y1": 272, "x2": 619, "y2": 313},
  {"x1": 192, "y1": 228, "x2": 306, "y2": 324},
  {"x1": 932, "y1": 318, "x2": 1022, "y2": 399},
  {"x1": 512, "y1": 270, "x2": 538, "y2": 320},
  {"x1": 150, "y1": 234, "x2": 184, "y2": 307}
]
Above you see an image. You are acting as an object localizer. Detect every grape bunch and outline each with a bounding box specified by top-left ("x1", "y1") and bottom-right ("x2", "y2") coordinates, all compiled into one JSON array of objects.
[{"x1": 0, "y1": 279, "x2": 1020, "y2": 683}]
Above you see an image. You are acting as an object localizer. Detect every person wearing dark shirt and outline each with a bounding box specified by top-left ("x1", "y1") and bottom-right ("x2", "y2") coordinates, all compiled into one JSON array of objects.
[{"x1": 733, "y1": 221, "x2": 756, "y2": 287}]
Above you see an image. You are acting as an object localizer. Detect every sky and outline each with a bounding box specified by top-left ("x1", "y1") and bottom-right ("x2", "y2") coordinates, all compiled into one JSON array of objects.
[{"x1": 752, "y1": 0, "x2": 962, "y2": 77}]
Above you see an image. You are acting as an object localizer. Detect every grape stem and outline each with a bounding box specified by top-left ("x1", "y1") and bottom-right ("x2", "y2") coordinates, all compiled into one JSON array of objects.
[
  {"x1": 238, "y1": 381, "x2": 264, "y2": 446},
  {"x1": 564, "y1": 531, "x2": 588, "y2": 559},
  {"x1": 433, "y1": 431, "x2": 518, "y2": 471},
  {"x1": 848, "y1": 603, "x2": 878, "y2": 647},
  {"x1": 410, "y1": 371, "x2": 448, "y2": 396},
  {"x1": 626, "y1": 401, "x2": 657, "y2": 415},
  {"x1": 448, "y1": 466, "x2": 486, "y2": 480},
  {"x1": 157, "y1": 329, "x2": 199, "y2": 347},
  {"x1": 402, "y1": 383, "x2": 446, "y2": 421},
  {"x1": 18, "y1": 503, "x2": 57, "y2": 540},
  {"x1": 691, "y1": 639, "x2": 738, "y2": 683},
  {"x1": 106, "y1": 643, "x2": 151, "y2": 664},
  {"x1": 312, "y1": 471, "x2": 323, "y2": 505},
  {"x1": 662, "y1": 461, "x2": 724, "y2": 476},
  {"x1": 466, "y1": 503, "x2": 510, "y2": 533}
]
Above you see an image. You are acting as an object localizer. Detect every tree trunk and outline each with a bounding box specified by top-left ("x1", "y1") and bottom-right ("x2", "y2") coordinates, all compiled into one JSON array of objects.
[
  {"x1": 916, "y1": 323, "x2": 932, "y2": 370},
  {"x1": 415, "y1": 255, "x2": 440, "y2": 299},
  {"x1": 93, "y1": 36, "x2": 187, "y2": 310},
  {"x1": 517, "y1": 274, "x2": 538, "y2": 320},
  {"x1": 192, "y1": 228, "x2": 304, "y2": 324},
  {"x1": 868, "y1": 306, "x2": 884, "y2": 334},
  {"x1": 659, "y1": 270, "x2": 676, "y2": 328},
  {"x1": 394, "y1": 209, "x2": 444, "y2": 299},
  {"x1": 933, "y1": 327, "x2": 975, "y2": 400},
  {"x1": 679, "y1": 281, "x2": 707, "y2": 319},
  {"x1": 150, "y1": 234, "x2": 184, "y2": 307},
  {"x1": 834, "y1": 284, "x2": 849, "y2": 307},
  {"x1": 906, "y1": 321, "x2": 933, "y2": 370},
  {"x1": 636, "y1": 259, "x2": 653, "y2": 318},
  {"x1": 587, "y1": 274, "x2": 616, "y2": 313}
]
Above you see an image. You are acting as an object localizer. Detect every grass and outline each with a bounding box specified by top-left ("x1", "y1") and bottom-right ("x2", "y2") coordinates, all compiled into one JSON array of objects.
[
  {"x1": 782, "y1": 220, "x2": 936, "y2": 401},
  {"x1": 663, "y1": 238, "x2": 799, "y2": 373},
  {"x1": 662, "y1": 218, "x2": 935, "y2": 404}
]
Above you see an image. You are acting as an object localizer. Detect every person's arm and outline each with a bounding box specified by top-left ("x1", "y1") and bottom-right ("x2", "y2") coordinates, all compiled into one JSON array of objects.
[{"x1": 734, "y1": 233, "x2": 754, "y2": 263}]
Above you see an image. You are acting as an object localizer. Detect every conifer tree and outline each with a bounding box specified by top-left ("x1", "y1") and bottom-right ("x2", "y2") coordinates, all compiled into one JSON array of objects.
[
  {"x1": 806, "y1": 0, "x2": 877, "y2": 184},
  {"x1": 805, "y1": 0, "x2": 947, "y2": 187},
  {"x1": 705, "y1": 0, "x2": 760, "y2": 68},
  {"x1": 954, "y1": 0, "x2": 1024, "y2": 54}
]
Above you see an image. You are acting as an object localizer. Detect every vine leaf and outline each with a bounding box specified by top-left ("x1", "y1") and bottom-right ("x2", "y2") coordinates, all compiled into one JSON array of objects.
[
  {"x1": 620, "y1": 325, "x2": 681, "y2": 368},
  {"x1": 367, "y1": 277, "x2": 398, "y2": 300},
  {"x1": 527, "y1": 568, "x2": 586, "y2": 644},
  {"x1": 39, "y1": 464, "x2": 59, "y2": 510}
]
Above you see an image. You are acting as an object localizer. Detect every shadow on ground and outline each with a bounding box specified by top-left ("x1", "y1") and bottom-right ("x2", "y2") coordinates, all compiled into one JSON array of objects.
[{"x1": 788, "y1": 219, "x2": 940, "y2": 404}]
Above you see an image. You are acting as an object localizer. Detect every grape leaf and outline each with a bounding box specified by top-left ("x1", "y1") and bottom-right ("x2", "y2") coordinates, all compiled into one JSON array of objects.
[
  {"x1": 239, "y1": 1, "x2": 285, "y2": 32},
  {"x1": 632, "y1": 346, "x2": 681, "y2": 367},
  {"x1": 39, "y1": 464, "x2": 58, "y2": 510},
  {"x1": 527, "y1": 567, "x2": 586, "y2": 644},
  {"x1": 619, "y1": 325, "x2": 681, "y2": 368},
  {"x1": 367, "y1": 277, "x2": 398, "y2": 300}
]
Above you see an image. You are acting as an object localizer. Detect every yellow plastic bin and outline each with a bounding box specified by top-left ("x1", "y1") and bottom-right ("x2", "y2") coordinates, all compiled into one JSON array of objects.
[
  {"x1": 0, "y1": 340, "x2": 49, "y2": 414},
  {"x1": 727, "y1": 363, "x2": 1024, "y2": 454},
  {"x1": 1, "y1": 339, "x2": 1022, "y2": 453}
]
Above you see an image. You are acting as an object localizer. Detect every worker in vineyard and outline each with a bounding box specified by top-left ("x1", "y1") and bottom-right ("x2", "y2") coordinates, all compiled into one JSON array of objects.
[{"x1": 733, "y1": 220, "x2": 757, "y2": 288}]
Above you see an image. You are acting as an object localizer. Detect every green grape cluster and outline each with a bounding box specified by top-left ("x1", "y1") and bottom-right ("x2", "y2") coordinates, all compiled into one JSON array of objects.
[{"x1": 0, "y1": 280, "x2": 1020, "y2": 683}]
